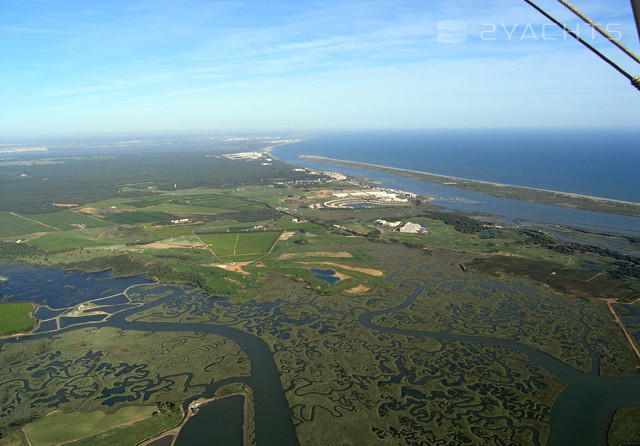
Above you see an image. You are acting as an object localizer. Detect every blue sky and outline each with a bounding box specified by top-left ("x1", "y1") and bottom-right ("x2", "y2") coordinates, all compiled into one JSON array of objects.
[{"x1": 1, "y1": 0, "x2": 639, "y2": 136}]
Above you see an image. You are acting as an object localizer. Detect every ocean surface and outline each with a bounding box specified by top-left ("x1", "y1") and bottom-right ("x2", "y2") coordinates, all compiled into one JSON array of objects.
[
  {"x1": 275, "y1": 130, "x2": 640, "y2": 203},
  {"x1": 273, "y1": 130, "x2": 640, "y2": 235}
]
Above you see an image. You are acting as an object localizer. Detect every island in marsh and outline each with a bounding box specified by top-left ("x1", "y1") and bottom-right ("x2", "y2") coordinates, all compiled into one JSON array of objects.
[{"x1": 300, "y1": 155, "x2": 640, "y2": 217}]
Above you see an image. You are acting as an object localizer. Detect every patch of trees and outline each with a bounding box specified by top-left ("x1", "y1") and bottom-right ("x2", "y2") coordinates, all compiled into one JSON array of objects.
[
  {"x1": 0, "y1": 152, "x2": 319, "y2": 214},
  {"x1": 611, "y1": 262, "x2": 640, "y2": 280},
  {"x1": 519, "y1": 229, "x2": 640, "y2": 279},
  {"x1": 420, "y1": 211, "x2": 484, "y2": 233},
  {"x1": 143, "y1": 261, "x2": 220, "y2": 296},
  {"x1": 0, "y1": 242, "x2": 41, "y2": 259},
  {"x1": 155, "y1": 401, "x2": 179, "y2": 415},
  {"x1": 65, "y1": 254, "x2": 146, "y2": 277}
]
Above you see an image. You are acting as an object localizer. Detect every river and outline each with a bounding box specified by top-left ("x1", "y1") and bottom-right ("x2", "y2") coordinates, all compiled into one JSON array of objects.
[{"x1": 1, "y1": 263, "x2": 640, "y2": 445}]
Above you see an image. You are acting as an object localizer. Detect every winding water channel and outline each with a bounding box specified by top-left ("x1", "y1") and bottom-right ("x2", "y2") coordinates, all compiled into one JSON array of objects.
[
  {"x1": 2, "y1": 264, "x2": 640, "y2": 444},
  {"x1": 359, "y1": 280, "x2": 640, "y2": 445}
]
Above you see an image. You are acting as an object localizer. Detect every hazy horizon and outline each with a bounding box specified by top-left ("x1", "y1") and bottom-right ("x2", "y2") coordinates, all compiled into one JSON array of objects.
[
  {"x1": 2, "y1": 126, "x2": 640, "y2": 144},
  {"x1": 2, "y1": 0, "x2": 640, "y2": 138}
]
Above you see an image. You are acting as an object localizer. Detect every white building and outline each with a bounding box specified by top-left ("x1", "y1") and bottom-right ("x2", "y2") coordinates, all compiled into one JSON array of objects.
[
  {"x1": 376, "y1": 219, "x2": 402, "y2": 228},
  {"x1": 399, "y1": 222, "x2": 426, "y2": 234}
]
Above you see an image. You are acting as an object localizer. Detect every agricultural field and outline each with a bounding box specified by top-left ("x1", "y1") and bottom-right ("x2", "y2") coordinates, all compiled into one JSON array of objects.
[
  {"x1": 198, "y1": 231, "x2": 281, "y2": 263},
  {"x1": 63, "y1": 410, "x2": 181, "y2": 446},
  {"x1": 166, "y1": 193, "x2": 267, "y2": 212},
  {"x1": 20, "y1": 211, "x2": 112, "y2": 231},
  {"x1": 27, "y1": 231, "x2": 119, "y2": 251},
  {"x1": 0, "y1": 212, "x2": 50, "y2": 237},
  {"x1": 101, "y1": 211, "x2": 175, "y2": 225},
  {"x1": 21, "y1": 406, "x2": 165, "y2": 446},
  {"x1": 0, "y1": 303, "x2": 36, "y2": 336},
  {"x1": 125, "y1": 192, "x2": 268, "y2": 215},
  {"x1": 275, "y1": 215, "x2": 321, "y2": 230}
]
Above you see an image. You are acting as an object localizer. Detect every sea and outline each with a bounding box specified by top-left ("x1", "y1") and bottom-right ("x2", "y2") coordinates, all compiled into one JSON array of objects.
[
  {"x1": 275, "y1": 130, "x2": 640, "y2": 202},
  {"x1": 272, "y1": 129, "x2": 640, "y2": 235}
]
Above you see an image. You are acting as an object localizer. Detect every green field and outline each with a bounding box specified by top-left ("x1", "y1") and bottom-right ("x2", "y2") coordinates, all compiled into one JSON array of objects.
[
  {"x1": 65, "y1": 410, "x2": 181, "y2": 446},
  {"x1": 22, "y1": 211, "x2": 112, "y2": 230},
  {"x1": 199, "y1": 231, "x2": 281, "y2": 262},
  {"x1": 25, "y1": 225, "x2": 162, "y2": 252},
  {"x1": 0, "y1": 212, "x2": 51, "y2": 237},
  {"x1": 275, "y1": 215, "x2": 321, "y2": 230},
  {"x1": 27, "y1": 231, "x2": 114, "y2": 251},
  {"x1": 0, "y1": 303, "x2": 36, "y2": 336},
  {"x1": 22, "y1": 405, "x2": 159, "y2": 446},
  {"x1": 171, "y1": 193, "x2": 266, "y2": 211},
  {"x1": 101, "y1": 211, "x2": 175, "y2": 225},
  {"x1": 126, "y1": 193, "x2": 269, "y2": 216}
]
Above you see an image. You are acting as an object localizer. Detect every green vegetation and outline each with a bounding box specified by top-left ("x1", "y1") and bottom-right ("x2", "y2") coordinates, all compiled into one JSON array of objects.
[
  {"x1": 0, "y1": 241, "x2": 41, "y2": 259},
  {"x1": 607, "y1": 406, "x2": 640, "y2": 446},
  {"x1": 1, "y1": 152, "x2": 640, "y2": 444},
  {"x1": 20, "y1": 211, "x2": 112, "y2": 230},
  {"x1": 0, "y1": 303, "x2": 36, "y2": 336},
  {"x1": 64, "y1": 254, "x2": 146, "y2": 277},
  {"x1": 420, "y1": 210, "x2": 484, "y2": 233},
  {"x1": 0, "y1": 152, "x2": 320, "y2": 214},
  {"x1": 131, "y1": 245, "x2": 570, "y2": 445},
  {"x1": 101, "y1": 211, "x2": 174, "y2": 225},
  {"x1": 27, "y1": 231, "x2": 114, "y2": 251},
  {"x1": 65, "y1": 410, "x2": 181, "y2": 446},
  {"x1": 0, "y1": 327, "x2": 249, "y2": 434},
  {"x1": 468, "y1": 256, "x2": 639, "y2": 301},
  {"x1": 0, "y1": 430, "x2": 28, "y2": 446},
  {"x1": 198, "y1": 231, "x2": 280, "y2": 262},
  {"x1": 0, "y1": 212, "x2": 50, "y2": 237},
  {"x1": 22, "y1": 406, "x2": 159, "y2": 446}
]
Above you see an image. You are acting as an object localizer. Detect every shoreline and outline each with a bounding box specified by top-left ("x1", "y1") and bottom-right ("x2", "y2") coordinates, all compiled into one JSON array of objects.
[
  {"x1": 261, "y1": 138, "x2": 310, "y2": 155},
  {"x1": 138, "y1": 393, "x2": 248, "y2": 446},
  {"x1": 300, "y1": 155, "x2": 640, "y2": 218}
]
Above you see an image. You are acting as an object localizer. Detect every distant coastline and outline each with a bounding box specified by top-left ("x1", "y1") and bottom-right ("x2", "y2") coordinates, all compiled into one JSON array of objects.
[{"x1": 300, "y1": 155, "x2": 640, "y2": 218}]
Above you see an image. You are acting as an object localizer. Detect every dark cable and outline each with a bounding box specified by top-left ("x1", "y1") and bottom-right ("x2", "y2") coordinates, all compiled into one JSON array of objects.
[
  {"x1": 632, "y1": 0, "x2": 640, "y2": 44},
  {"x1": 557, "y1": 0, "x2": 640, "y2": 65},
  {"x1": 522, "y1": 0, "x2": 640, "y2": 91}
]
